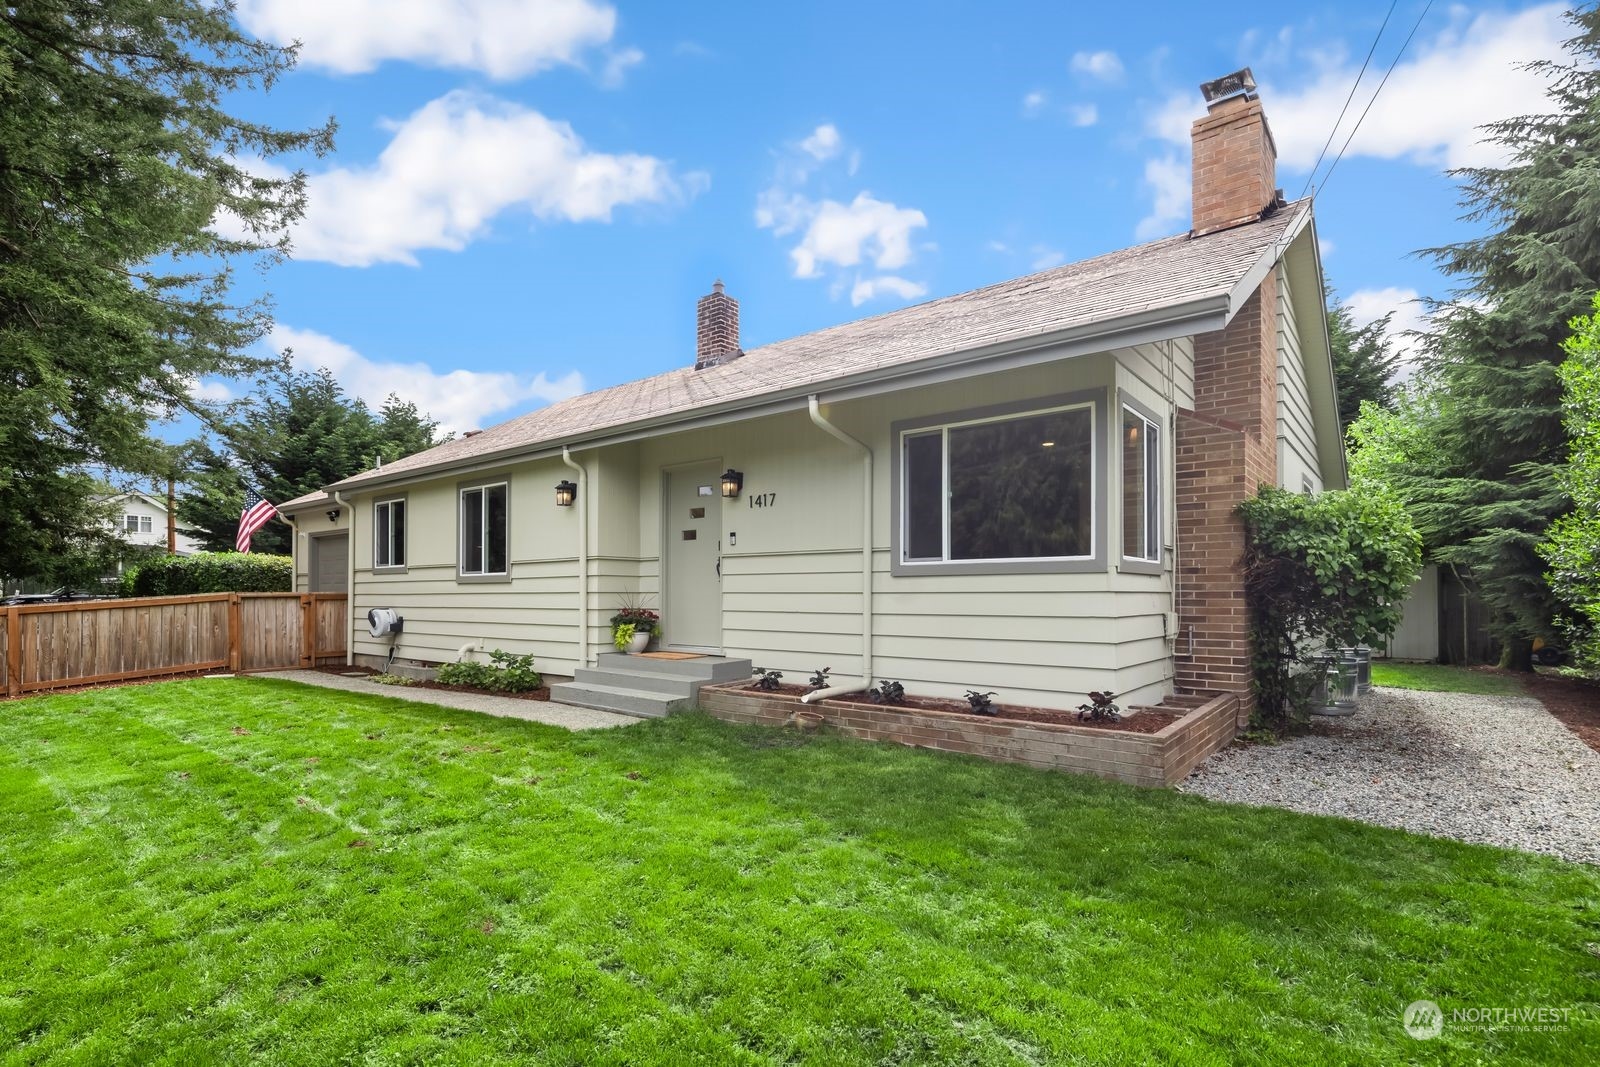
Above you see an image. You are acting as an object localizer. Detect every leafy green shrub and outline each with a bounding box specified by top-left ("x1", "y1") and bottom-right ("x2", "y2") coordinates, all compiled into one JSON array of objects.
[
  {"x1": 434, "y1": 650, "x2": 543, "y2": 693},
  {"x1": 1240, "y1": 485, "x2": 1421, "y2": 732},
  {"x1": 369, "y1": 673, "x2": 414, "y2": 686},
  {"x1": 1540, "y1": 293, "x2": 1600, "y2": 671},
  {"x1": 121, "y1": 552, "x2": 292, "y2": 596}
]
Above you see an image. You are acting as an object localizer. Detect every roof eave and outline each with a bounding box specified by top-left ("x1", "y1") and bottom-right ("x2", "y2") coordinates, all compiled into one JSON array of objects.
[{"x1": 326, "y1": 291, "x2": 1235, "y2": 496}]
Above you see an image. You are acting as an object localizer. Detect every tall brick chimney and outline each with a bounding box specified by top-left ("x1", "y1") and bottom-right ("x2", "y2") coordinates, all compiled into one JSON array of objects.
[
  {"x1": 1190, "y1": 68, "x2": 1278, "y2": 237},
  {"x1": 1173, "y1": 68, "x2": 1284, "y2": 728},
  {"x1": 695, "y1": 280, "x2": 741, "y2": 369}
]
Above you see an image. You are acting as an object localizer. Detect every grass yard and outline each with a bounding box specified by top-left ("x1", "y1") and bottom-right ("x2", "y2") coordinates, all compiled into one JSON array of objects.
[
  {"x1": 1, "y1": 680, "x2": 1596, "y2": 1065},
  {"x1": 1370, "y1": 661, "x2": 1525, "y2": 696}
]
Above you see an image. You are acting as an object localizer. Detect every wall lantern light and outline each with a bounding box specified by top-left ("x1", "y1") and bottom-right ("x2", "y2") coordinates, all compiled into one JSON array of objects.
[
  {"x1": 720, "y1": 469, "x2": 744, "y2": 499},
  {"x1": 326, "y1": 508, "x2": 342, "y2": 523},
  {"x1": 554, "y1": 480, "x2": 578, "y2": 508}
]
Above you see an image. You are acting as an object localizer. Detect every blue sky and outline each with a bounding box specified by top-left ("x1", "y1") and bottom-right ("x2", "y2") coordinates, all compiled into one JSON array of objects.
[{"x1": 193, "y1": 1, "x2": 1577, "y2": 435}]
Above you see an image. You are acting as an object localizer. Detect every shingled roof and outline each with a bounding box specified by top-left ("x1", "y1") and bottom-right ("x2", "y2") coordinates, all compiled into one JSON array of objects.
[{"x1": 328, "y1": 200, "x2": 1311, "y2": 493}]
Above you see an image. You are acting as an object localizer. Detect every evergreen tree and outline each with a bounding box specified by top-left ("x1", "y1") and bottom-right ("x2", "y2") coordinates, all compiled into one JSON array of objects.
[
  {"x1": 1412, "y1": 6, "x2": 1600, "y2": 669},
  {"x1": 180, "y1": 368, "x2": 446, "y2": 555},
  {"x1": 0, "y1": 1, "x2": 332, "y2": 582},
  {"x1": 1327, "y1": 288, "x2": 1400, "y2": 433}
]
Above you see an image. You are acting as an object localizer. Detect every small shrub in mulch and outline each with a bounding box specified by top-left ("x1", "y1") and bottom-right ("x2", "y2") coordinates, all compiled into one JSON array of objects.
[{"x1": 732, "y1": 683, "x2": 1183, "y2": 732}]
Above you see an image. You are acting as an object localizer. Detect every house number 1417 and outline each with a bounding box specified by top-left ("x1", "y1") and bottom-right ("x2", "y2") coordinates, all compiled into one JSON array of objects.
[{"x1": 748, "y1": 492, "x2": 777, "y2": 508}]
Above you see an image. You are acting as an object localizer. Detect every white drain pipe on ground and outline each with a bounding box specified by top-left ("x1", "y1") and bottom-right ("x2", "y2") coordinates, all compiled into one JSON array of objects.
[
  {"x1": 562, "y1": 446, "x2": 590, "y2": 669},
  {"x1": 803, "y1": 395, "x2": 872, "y2": 704}
]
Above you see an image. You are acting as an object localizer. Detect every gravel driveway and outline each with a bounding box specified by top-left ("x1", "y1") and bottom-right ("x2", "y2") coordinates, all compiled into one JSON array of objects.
[{"x1": 1178, "y1": 687, "x2": 1600, "y2": 866}]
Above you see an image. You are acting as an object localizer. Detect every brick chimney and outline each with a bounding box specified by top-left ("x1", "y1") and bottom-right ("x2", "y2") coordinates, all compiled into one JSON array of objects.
[
  {"x1": 695, "y1": 280, "x2": 741, "y2": 369},
  {"x1": 1173, "y1": 67, "x2": 1284, "y2": 728},
  {"x1": 1190, "y1": 68, "x2": 1278, "y2": 237}
]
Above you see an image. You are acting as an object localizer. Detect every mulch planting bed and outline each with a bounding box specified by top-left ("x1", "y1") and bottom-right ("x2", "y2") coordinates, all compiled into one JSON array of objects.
[
  {"x1": 1522, "y1": 670, "x2": 1600, "y2": 755},
  {"x1": 316, "y1": 665, "x2": 552, "y2": 702},
  {"x1": 734, "y1": 684, "x2": 1182, "y2": 732}
]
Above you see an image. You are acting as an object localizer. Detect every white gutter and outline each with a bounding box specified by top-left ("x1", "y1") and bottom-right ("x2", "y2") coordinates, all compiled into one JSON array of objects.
[
  {"x1": 805, "y1": 394, "x2": 873, "y2": 701},
  {"x1": 331, "y1": 489, "x2": 354, "y2": 665},
  {"x1": 561, "y1": 446, "x2": 590, "y2": 669}
]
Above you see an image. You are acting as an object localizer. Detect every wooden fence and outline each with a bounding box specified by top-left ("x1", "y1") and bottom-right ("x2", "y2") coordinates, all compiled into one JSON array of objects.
[{"x1": 0, "y1": 592, "x2": 349, "y2": 697}]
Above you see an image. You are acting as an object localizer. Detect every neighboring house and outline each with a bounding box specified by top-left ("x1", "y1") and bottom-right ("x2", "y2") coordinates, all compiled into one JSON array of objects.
[
  {"x1": 280, "y1": 71, "x2": 1344, "y2": 722},
  {"x1": 106, "y1": 491, "x2": 201, "y2": 557}
]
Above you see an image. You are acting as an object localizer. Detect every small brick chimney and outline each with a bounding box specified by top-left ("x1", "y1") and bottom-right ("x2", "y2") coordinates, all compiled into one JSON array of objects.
[
  {"x1": 695, "y1": 280, "x2": 741, "y2": 369},
  {"x1": 1190, "y1": 68, "x2": 1278, "y2": 238}
]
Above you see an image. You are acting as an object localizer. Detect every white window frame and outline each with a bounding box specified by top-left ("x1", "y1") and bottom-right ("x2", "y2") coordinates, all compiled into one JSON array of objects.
[
  {"x1": 123, "y1": 514, "x2": 152, "y2": 534},
  {"x1": 373, "y1": 497, "x2": 407, "y2": 570},
  {"x1": 1120, "y1": 403, "x2": 1161, "y2": 566},
  {"x1": 898, "y1": 400, "x2": 1099, "y2": 568},
  {"x1": 458, "y1": 481, "x2": 509, "y2": 579}
]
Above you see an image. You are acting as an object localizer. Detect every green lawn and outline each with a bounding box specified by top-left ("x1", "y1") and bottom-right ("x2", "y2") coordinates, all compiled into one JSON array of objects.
[
  {"x1": 1, "y1": 680, "x2": 1595, "y2": 1065},
  {"x1": 1370, "y1": 661, "x2": 1525, "y2": 695}
]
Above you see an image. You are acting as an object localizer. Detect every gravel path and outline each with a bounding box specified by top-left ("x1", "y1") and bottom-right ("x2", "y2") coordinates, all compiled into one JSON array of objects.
[{"x1": 1178, "y1": 687, "x2": 1600, "y2": 866}]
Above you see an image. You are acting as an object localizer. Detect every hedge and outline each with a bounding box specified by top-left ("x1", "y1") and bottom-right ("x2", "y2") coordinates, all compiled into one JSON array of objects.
[{"x1": 120, "y1": 552, "x2": 293, "y2": 596}]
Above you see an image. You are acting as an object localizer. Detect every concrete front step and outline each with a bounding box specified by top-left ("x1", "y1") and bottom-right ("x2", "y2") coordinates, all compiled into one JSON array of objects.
[
  {"x1": 547, "y1": 681, "x2": 691, "y2": 719},
  {"x1": 551, "y1": 653, "x2": 753, "y2": 719}
]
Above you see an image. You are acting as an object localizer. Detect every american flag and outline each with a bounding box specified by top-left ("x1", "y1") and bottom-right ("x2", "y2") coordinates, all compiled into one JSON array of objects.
[{"x1": 236, "y1": 489, "x2": 277, "y2": 553}]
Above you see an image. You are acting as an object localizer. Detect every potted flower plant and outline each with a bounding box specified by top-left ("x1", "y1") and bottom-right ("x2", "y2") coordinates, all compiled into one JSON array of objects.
[{"x1": 610, "y1": 596, "x2": 659, "y2": 655}]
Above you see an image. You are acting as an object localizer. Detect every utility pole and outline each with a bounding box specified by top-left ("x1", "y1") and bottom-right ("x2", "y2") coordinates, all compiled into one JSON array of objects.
[{"x1": 167, "y1": 475, "x2": 177, "y2": 554}]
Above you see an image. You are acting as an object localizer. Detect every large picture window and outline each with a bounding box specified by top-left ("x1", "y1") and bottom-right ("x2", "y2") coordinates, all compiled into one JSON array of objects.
[
  {"x1": 460, "y1": 482, "x2": 508, "y2": 577},
  {"x1": 1121, "y1": 406, "x2": 1160, "y2": 563},
  {"x1": 900, "y1": 403, "x2": 1095, "y2": 564},
  {"x1": 374, "y1": 497, "x2": 407, "y2": 569}
]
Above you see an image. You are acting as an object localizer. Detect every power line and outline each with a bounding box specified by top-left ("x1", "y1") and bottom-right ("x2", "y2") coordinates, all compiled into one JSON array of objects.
[
  {"x1": 1300, "y1": 0, "x2": 1400, "y2": 200},
  {"x1": 1316, "y1": 0, "x2": 1436, "y2": 199}
]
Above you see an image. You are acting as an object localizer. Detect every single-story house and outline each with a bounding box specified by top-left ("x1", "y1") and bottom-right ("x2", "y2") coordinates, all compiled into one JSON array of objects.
[{"x1": 279, "y1": 69, "x2": 1345, "y2": 722}]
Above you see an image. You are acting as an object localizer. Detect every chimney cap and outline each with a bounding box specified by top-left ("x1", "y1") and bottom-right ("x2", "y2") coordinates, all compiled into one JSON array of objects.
[
  {"x1": 712, "y1": 279, "x2": 725, "y2": 295},
  {"x1": 1200, "y1": 67, "x2": 1257, "y2": 107}
]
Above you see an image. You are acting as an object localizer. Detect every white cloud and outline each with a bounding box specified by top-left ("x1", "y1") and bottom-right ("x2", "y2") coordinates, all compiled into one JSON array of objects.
[
  {"x1": 270, "y1": 325, "x2": 584, "y2": 434},
  {"x1": 1068, "y1": 104, "x2": 1099, "y2": 127},
  {"x1": 235, "y1": 0, "x2": 617, "y2": 80},
  {"x1": 1031, "y1": 247, "x2": 1066, "y2": 270},
  {"x1": 1346, "y1": 286, "x2": 1431, "y2": 368},
  {"x1": 599, "y1": 46, "x2": 644, "y2": 88},
  {"x1": 185, "y1": 378, "x2": 234, "y2": 404},
  {"x1": 238, "y1": 92, "x2": 702, "y2": 267},
  {"x1": 800, "y1": 123, "x2": 843, "y2": 161},
  {"x1": 849, "y1": 275, "x2": 928, "y2": 307},
  {"x1": 1148, "y1": 5, "x2": 1570, "y2": 173},
  {"x1": 756, "y1": 128, "x2": 930, "y2": 305},
  {"x1": 773, "y1": 193, "x2": 927, "y2": 279},
  {"x1": 1022, "y1": 90, "x2": 1048, "y2": 116},
  {"x1": 1135, "y1": 155, "x2": 1190, "y2": 240},
  {"x1": 1071, "y1": 50, "x2": 1124, "y2": 82}
]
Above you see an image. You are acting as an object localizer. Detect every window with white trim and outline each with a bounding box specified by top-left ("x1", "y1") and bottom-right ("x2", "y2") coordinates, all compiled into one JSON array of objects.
[
  {"x1": 1121, "y1": 406, "x2": 1160, "y2": 563},
  {"x1": 374, "y1": 498, "x2": 407, "y2": 569},
  {"x1": 123, "y1": 514, "x2": 152, "y2": 534},
  {"x1": 459, "y1": 483, "x2": 508, "y2": 576},
  {"x1": 901, "y1": 403, "x2": 1095, "y2": 563}
]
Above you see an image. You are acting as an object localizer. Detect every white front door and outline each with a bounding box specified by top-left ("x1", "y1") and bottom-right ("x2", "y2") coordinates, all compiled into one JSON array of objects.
[{"x1": 663, "y1": 462, "x2": 723, "y2": 652}]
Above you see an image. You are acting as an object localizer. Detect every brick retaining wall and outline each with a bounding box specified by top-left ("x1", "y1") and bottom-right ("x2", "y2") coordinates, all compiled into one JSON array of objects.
[{"x1": 696, "y1": 686, "x2": 1241, "y2": 787}]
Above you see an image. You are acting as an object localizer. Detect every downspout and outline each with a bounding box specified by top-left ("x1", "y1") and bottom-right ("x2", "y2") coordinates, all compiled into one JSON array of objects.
[
  {"x1": 562, "y1": 447, "x2": 590, "y2": 669},
  {"x1": 332, "y1": 490, "x2": 354, "y2": 665},
  {"x1": 803, "y1": 394, "x2": 873, "y2": 704}
]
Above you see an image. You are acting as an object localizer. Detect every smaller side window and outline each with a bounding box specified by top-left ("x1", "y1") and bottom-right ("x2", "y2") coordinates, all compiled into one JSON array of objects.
[
  {"x1": 1121, "y1": 406, "x2": 1160, "y2": 564},
  {"x1": 123, "y1": 514, "x2": 140, "y2": 533},
  {"x1": 374, "y1": 498, "x2": 407, "y2": 569}
]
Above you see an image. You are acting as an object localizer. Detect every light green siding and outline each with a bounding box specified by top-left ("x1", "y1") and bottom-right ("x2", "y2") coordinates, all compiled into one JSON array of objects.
[{"x1": 1276, "y1": 268, "x2": 1324, "y2": 492}]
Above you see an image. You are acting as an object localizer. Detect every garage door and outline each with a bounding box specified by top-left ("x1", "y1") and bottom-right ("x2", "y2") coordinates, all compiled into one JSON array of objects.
[{"x1": 312, "y1": 534, "x2": 348, "y2": 593}]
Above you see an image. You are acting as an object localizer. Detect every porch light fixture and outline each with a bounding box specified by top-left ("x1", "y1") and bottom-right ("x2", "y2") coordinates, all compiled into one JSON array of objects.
[
  {"x1": 326, "y1": 508, "x2": 341, "y2": 523},
  {"x1": 554, "y1": 480, "x2": 578, "y2": 507},
  {"x1": 720, "y1": 468, "x2": 744, "y2": 499}
]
